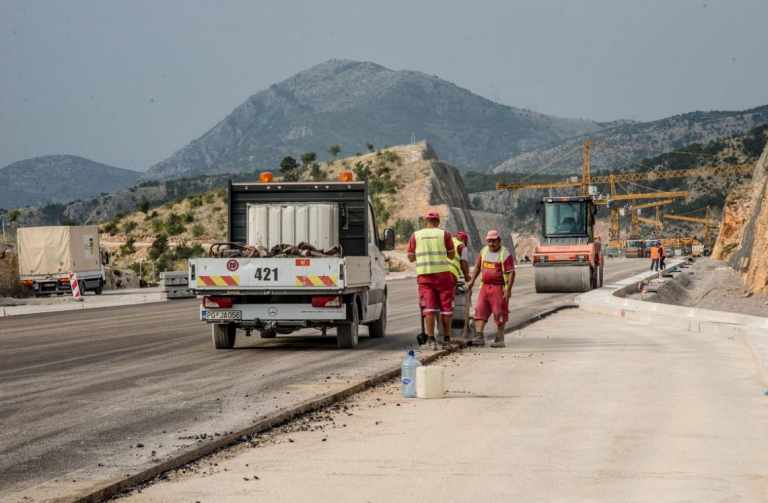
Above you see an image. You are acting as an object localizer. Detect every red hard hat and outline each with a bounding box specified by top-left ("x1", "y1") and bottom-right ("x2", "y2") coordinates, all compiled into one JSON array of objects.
[
  {"x1": 425, "y1": 211, "x2": 440, "y2": 220},
  {"x1": 455, "y1": 231, "x2": 468, "y2": 242}
]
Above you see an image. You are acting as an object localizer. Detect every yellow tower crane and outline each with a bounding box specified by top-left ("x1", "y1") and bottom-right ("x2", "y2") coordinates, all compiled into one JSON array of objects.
[
  {"x1": 663, "y1": 206, "x2": 719, "y2": 249},
  {"x1": 627, "y1": 199, "x2": 674, "y2": 239}
]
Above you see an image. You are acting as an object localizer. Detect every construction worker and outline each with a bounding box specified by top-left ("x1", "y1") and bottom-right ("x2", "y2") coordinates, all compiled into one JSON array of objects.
[
  {"x1": 449, "y1": 231, "x2": 471, "y2": 284},
  {"x1": 407, "y1": 211, "x2": 456, "y2": 351},
  {"x1": 659, "y1": 242, "x2": 667, "y2": 270},
  {"x1": 466, "y1": 230, "x2": 515, "y2": 348},
  {"x1": 650, "y1": 241, "x2": 661, "y2": 271}
]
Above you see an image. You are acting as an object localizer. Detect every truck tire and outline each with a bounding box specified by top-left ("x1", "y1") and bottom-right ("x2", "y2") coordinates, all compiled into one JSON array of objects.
[
  {"x1": 367, "y1": 301, "x2": 386, "y2": 338},
  {"x1": 259, "y1": 329, "x2": 277, "y2": 338},
  {"x1": 95, "y1": 279, "x2": 103, "y2": 295},
  {"x1": 212, "y1": 323, "x2": 236, "y2": 349},
  {"x1": 337, "y1": 301, "x2": 359, "y2": 349}
]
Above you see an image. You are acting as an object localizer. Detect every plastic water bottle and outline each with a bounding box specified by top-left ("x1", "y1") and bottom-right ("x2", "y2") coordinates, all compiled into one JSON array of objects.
[{"x1": 401, "y1": 350, "x2": 422, "y2": 398}]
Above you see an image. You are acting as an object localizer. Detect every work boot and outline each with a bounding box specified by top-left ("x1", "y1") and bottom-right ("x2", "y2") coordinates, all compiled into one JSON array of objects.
[
  {"x1": 490, "y1": 333, "x2": 505, "y2": 348},
  {"x1": 472, "y1": 332, "x2": 485, "y2": 347},
  {"x1": 420, "y1": 337, "x2": 438, "y2": 351},
  {"x1": 441, "y1": 335, "x2": 452, "y2": 351}
]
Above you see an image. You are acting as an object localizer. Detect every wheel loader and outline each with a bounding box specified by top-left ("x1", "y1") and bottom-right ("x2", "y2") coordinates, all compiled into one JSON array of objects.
[{"x1": 532, "y1": 196, "x2": 604, "y2": 293}]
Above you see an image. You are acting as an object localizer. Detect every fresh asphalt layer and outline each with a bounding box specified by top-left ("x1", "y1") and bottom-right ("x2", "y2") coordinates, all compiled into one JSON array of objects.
[{"x1": 0, "y1": 259, "x2": 649, "y2": 501}]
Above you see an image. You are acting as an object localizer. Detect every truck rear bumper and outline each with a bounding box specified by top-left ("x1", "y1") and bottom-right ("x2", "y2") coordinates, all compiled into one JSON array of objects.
[{"x1": 201, "y1": 303, "x2": 346, "y2": 323}]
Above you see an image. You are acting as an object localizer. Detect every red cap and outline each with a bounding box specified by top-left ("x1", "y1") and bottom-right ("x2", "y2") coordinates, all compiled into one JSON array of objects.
[
  {"x1": 425, "y1": 211, "x2": 440, "y2": 220},
  {"x1": 485, "y1": 230, "x2": 501, "y2": 240},
  {"x1": 455, "y1": 231, "x2": 468, "y2": 242}
]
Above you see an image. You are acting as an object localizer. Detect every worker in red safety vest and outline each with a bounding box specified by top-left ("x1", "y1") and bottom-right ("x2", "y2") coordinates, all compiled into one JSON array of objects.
[
  {"x1": 467, "y1": 230, "x2": 515, "y2": 348},
  {"x1": 407, "y1": 211, "x2": 456, "y2": 350}
]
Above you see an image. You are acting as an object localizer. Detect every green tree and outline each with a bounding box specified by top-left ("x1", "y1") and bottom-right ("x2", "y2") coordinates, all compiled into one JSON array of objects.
[
  {"x1": 191, "y1": 223, "x2": 205, "y2": 238},
  {"x1": 149, "y1": 234, "x2": 168, "y2": 260},
  {"x1": 123, "y1": 221, "x2": 138, "y2": 234},
  {"x1": 9, "y1": 209, "x2": 20, "y2": 223},
  {"x1": 328, "y1": 145, "x2": 341, "y2": 158},
  {"x1": 300, "y1": 151, "x2": 317, "y2": 167},
  {"x1": 138, "y1": 199, "x2": 150, "y2": 214},
  {"x1": 279, "y1": 156, "x2": 301, "y2": 181},
  {"x1": 310, "y1": 163, "x2": 327, "y2": 181},
  {"x1": 365, "y1": 142, "x2": 374, "y2": 153},
  {"x1": 164, "y1": 212, "x2": 185, "y2": 236},
  {"x1": 120, "y1": 236, "x2": 136, "y2": 256}
]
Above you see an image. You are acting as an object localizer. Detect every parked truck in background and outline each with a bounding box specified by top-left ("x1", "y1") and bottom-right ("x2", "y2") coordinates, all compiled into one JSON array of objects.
[
  {"x1": 188, "y1": 172, "x2": 395, "y2": 350},
  {"x1": 17, "y1": 225, "x2": 107, "y2": 296}
]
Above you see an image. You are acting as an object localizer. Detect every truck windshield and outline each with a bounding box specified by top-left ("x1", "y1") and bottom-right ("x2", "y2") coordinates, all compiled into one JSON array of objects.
[{"x1": 544, "y1": 202, "x2": 588, "y2": 236}]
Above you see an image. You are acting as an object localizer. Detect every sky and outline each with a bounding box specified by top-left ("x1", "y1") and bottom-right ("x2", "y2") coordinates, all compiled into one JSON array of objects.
[{"x1": 1, "y1": 0, "x2": 767, "y2": 172}]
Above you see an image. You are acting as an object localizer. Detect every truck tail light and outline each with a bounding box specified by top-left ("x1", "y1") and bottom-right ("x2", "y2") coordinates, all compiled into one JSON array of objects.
[
  {"x1": 21, "y1": 280, "x2": 33, "y2": 286},
  {"x1": 203, "y1": 296, "x2": 234, "y2": 309},
  {"x1": 339, "y1": 171, "x2": 354, "y2": 182},
  {"x1": 260, "y1": 172, "x2": 274, "y2": 183},
  {"x1": 312, "y1": 296, "x2": 341, "y2": 308}
]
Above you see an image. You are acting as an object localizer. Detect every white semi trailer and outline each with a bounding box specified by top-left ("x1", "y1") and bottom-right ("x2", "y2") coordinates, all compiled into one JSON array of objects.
[{"x1": 188, "y1": 172, "x2": 395, "y2": 350}]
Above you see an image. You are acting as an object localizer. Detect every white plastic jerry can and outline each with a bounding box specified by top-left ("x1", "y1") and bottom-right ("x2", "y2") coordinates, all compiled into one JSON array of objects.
[{"x1": 416, "y1": 366, "x2": 444, "y2": 399}]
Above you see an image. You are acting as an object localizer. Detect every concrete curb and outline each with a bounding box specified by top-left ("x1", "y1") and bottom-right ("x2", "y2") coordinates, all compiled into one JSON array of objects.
[
  {"x1": 65, "y1": 305, "x2": 577, "y2": 503},
  {"x1": 576, "y1": 259, "x2": 768, "y2": 386}
]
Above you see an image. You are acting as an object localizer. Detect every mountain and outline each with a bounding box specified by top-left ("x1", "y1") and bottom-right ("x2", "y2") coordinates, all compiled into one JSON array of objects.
[
  {"x1": 0, "y1": 155, "x2": 141, "y2": 209},
  {"x1": 144, "y1": 59, "x2": 606, "y2": 180},
  {"x1": 494, "y1": 105, "x2": 768, "y2": 175}
]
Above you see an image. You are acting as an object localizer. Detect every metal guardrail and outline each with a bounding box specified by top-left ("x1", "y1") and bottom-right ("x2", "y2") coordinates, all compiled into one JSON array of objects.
[{"x1": 159, "y1": 271, "x2": 194, "y2": 299}]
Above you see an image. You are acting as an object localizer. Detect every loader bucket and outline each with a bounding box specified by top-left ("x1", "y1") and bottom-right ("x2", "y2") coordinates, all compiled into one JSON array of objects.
[{"x1": 534, "y1": 265, "x2": 593, "y2": 293}]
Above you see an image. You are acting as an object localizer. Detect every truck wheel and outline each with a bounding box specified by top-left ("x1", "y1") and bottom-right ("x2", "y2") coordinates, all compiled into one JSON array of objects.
[
  {"x1": 368, "y1": 301, "x2": 386, "y2": 338},
  {"x1": 337, "y1": 301, "x2": 359, "y2": 349},
  {"x1": 212, "y1": 323, "x2": 236, "y2": 349},
  {"x1": 259, "y1": 329, "x2": 277, "y2": 338},
  {"x1": 95, "y1": 279, "x2": 104, "y2": 295}
]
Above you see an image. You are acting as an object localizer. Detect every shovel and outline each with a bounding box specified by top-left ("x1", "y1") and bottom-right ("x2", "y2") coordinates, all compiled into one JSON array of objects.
[{"x1": 416, "y1": 303, "x2": 428, "y2": 345}]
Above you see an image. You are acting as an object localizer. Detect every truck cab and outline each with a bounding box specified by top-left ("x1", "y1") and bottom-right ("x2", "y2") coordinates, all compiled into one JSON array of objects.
[{"x1": 189, "y1": 172, "x2": 395, "y2": 349}]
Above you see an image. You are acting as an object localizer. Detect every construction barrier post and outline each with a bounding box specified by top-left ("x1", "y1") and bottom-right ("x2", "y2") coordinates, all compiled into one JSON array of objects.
[{"x1": 70, "y1": 272, "x2": 83, "y2": 302}]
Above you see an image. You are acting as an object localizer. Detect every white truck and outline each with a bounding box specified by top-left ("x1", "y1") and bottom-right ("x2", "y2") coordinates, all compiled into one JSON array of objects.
[
  {"x1": 188, "y1": 175, "x2": 395, "y2": 349},
  {"x1": 17, "y1": 225, "x2": 107, "y2": 296}
]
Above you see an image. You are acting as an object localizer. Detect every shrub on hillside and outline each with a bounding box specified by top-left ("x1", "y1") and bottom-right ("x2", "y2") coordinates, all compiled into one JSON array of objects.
[
  {"x1": 120, "y1": 236, "x2": 136, "y2": 256},
  {"x1": 149, "y1": 234, "x2": 168, "y2": 260},
  {"x1": 103, "y1": 221, "x2": 118, "y2": 234},
  {"x1": 165, "y1": 212, "x2": 186, "y2": 236},
  {"x1": 123, "y1": 221, "x2": 138, "y2": 234},
  {"x1": 191, "y1": 223, "x2": 205, "y2": 238}
]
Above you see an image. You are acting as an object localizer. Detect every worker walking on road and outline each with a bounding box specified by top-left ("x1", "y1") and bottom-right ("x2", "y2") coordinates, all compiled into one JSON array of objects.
[
  {"x1": 650, "y1": 242, "x2": 661, "y2": 272},
  {"x1": 659, "y1": 243, "x2": 667, "y2": 271},
  {"x1": 407, "y1": 211, "x2": 456, "y2": 351},
  {"x1": 449, "y1": 231, "x2": 471, "y2": 284},
  {"x1": 467, "y1": 230, "x2": 515, "y2": 348}
]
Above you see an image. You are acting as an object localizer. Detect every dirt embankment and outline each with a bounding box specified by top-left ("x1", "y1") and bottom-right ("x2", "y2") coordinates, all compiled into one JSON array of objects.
[
  {"x1": 631, "y1": 259, "x2": 768, "y2": 318},
  {"x1": 0, "y1": 246, "x2": 24, "y2": 298},
  {"x1": 713, "y1": 138, "x2": 768, "y2": 295}
]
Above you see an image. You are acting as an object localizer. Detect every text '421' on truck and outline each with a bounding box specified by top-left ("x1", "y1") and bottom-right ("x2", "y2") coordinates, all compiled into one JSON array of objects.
[{"x1": 189, "y1": 171, "x2": 395, "y2": 350}]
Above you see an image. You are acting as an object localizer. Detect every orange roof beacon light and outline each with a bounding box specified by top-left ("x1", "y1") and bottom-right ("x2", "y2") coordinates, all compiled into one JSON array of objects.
[
  {"x1": 259, "y1": 172, "x2": 274, "y2": 183},
  {"x1": 339, "y1": 171, "x2": 354, "y2": 182}
]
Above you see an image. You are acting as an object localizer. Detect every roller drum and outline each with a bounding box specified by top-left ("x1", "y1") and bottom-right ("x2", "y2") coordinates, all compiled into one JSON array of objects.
[{"x1": 534, "y1": 265, "x2": 593, "y2": 293}]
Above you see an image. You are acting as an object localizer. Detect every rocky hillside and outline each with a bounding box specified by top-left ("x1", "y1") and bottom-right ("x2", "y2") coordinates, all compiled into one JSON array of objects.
[
  {"x1": 713, "y1": 133, "x2": 768, "y2": 295},
  {"x1": 0, "y1": 155, "x2": 141, "y2": 209},
  {"x1": 494, "y1": 105, "x2": 768, "y2": 175},
  {"x1": 144, "y1": 59, "x2": 605, "y2": 180}
]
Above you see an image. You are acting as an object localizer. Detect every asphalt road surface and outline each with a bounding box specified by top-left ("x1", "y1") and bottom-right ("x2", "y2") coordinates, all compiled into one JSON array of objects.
[{"x1": 0, "y1": 259, "x2": 649, "y2": 501}]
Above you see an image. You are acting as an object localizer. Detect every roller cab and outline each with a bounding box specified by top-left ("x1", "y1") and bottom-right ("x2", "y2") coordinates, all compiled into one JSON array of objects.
[{"x1": 532, "y1": 196, "x2": 604, "y2": 293}]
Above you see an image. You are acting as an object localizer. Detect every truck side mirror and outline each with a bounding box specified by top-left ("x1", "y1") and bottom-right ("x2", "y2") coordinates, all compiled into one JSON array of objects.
[{"x1": 382, "y1": 229, "x2": 395, "y2": 251}]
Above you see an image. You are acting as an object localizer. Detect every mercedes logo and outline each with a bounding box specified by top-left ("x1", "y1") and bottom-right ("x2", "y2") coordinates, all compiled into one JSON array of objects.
[{"x1": 268, "y1": 307, "x2": 278, "y2": 317}]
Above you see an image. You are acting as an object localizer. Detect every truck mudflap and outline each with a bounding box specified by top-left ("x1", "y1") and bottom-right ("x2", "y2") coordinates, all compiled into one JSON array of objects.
[{"x1": 201, "y1": 303, "x2": 346, "y2": 322}]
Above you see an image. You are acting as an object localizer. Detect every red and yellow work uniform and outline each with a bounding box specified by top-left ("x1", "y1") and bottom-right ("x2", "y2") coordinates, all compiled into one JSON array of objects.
[
  {"x1": 474, "y1": 246, "x2": 515, "y2": 325},
  {"x1": 407, "y1": 228, "x2": 455, "y2": 318},
  {"x1": 448, "y1": 237, "x2": 468, "y2": 282}
]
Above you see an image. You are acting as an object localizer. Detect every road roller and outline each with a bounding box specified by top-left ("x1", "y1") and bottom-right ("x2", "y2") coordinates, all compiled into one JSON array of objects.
[{"x1": 533, "y1": 196, "x2": 604, "y2": 293}]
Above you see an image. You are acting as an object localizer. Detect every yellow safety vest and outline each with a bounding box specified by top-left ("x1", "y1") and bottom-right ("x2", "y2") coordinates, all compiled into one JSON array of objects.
[
  {"x1": 479, "y1": 245, "x2": 510, "y2": 288},
  {"x1": 448, "y1": 237, "x2": 465, "y2": 280},
  {"x1": 414, "y1": 228, "x2": 451, "y2": 276}
]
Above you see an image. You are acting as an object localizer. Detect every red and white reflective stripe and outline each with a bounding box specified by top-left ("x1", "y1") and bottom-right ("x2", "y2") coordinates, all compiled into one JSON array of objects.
[{"x1": 70, "y1": 273, "x2": 82, "y2": 300}]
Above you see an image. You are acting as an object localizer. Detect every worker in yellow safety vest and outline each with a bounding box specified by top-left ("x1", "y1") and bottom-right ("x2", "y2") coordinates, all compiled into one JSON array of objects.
[
  {"x1": 407, "y1": 211, "x2": 456, "y2": 350},
  {"x1": 448, "y1": 231, "x2": 471, "y2": 283}
]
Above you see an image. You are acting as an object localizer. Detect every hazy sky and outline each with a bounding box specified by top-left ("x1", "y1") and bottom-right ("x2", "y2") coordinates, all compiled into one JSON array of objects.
[{"x1": 1, "y1": 0, "x2": 767, "y2": 172}]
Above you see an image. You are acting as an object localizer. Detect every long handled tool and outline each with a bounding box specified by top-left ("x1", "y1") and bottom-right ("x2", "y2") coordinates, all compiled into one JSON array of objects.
[
  {"x1": 416, "y1": 302, "x2": 428, "y2": 345},
  {"x1": 461, "y1": 288, "x2": 472, "y2": 340}
]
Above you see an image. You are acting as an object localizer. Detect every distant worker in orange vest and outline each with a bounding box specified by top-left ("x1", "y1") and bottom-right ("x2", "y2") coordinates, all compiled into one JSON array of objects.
[
  {"x1": 659, "y1": 243, "x2": 667, "y2": 270},
  {"x1": 407, "y1": 211, "x2": 456, "y2": 351},
  {"x1": 650, "y1": 242, "x2": 661, "y2": 271}
]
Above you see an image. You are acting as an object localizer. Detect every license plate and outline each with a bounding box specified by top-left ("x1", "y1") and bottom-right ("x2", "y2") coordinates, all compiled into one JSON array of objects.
[{"x1": 206, "y1": 310, "x2": 242, "y2": 320}]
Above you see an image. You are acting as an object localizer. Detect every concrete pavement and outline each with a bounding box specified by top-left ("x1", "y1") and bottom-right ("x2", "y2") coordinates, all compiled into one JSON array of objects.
[
  {"x1": 0, "y1": 259, "x2": 651, "y2": 502},
  {"x1": 122, "y1": 308, "x2": 768, "y2": 503}
]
